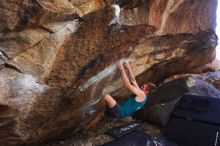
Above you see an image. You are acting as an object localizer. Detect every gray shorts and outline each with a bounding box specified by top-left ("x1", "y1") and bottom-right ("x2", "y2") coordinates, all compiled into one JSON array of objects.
[{"x1": 105, "y1": 103, "x2": 121, "y2": 118}]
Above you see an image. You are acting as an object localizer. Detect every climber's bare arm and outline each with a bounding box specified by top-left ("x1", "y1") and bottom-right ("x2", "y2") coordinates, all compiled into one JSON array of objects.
[
  {"x1": 124, "y1": 62, "x2": 140, "y2": 89},
  {"x1": 118, "y1": 63, "x2": 145, "y2": 98}
]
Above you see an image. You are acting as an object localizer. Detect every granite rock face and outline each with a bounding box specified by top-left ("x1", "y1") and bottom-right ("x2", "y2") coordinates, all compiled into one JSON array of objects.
[
  {"x1": 120, "y1": 0, "x2": 217, "y2": 34},
  {"x1": 0, "y1": 0, "x2": 117, "y2": 33},
  {"x1": 0, "y1": 0, "x2": 218, "y2": 145},
  {"x1": 0, "y1": 4, "x2": 156, "y2": 145}
]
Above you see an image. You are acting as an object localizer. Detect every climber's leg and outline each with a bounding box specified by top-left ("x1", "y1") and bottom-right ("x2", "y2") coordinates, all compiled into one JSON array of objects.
[
  {"x1": 86, "y1": 111, "x2": 105, "y2": 129},
  {"x1": 95, "y1": 94, "x2": 117, "y2": 113}
]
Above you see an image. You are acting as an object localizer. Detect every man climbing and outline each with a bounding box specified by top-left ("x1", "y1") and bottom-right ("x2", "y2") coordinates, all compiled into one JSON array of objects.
[{"x1": 86, "y1": 62, "x2": 156, "y2": 129}]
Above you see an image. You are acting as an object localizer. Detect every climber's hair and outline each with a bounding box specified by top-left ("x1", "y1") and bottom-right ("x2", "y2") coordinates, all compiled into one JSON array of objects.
[{"x1": 146, "y1": 82, "x2": 157, "y2": 93}]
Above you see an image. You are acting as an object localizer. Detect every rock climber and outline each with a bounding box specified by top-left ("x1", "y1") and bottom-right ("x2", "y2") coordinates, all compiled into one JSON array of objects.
[{"x1": 86, "y1": 62, "x2": 156, "y2": 129}]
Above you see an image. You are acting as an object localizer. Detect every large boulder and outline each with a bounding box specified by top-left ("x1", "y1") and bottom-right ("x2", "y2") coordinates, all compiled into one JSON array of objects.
[{"x1": 0, "y1": 4, "x2": 157, "y2": 145}]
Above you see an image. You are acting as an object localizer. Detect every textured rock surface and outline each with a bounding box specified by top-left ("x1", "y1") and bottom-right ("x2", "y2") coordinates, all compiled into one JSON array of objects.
[
  {"x1": 0, "y1": 0, "x2": 117, "y2": 33},
  {"x1": 120, "y1": 0, "x2": 217, "y2": 34},
  {"x1": 0, "y1": 4, "x2": 157, "y2": 145},
  {"x1": 0, "y1": 0, "x2": 218, "y2": 145}
]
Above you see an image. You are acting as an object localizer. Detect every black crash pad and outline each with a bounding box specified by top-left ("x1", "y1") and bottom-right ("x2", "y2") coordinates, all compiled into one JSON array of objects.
[
  {"x1": 105, "y1": 121, "x2": 143, "y2": 138},
  {"x1": 102, "y1": 130, "x2": 178, "y2": 146},
  {"x1": 167, "y1": 94, "x2": 220, "y2": 146},
  {"x1": 173, "y1": 94, "x2": 220, "y2": 124}
]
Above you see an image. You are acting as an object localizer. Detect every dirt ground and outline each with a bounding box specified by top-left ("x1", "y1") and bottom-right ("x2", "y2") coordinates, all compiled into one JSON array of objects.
[{"x1": 42, "y1": 117, "x2": 164, "y2": 146}]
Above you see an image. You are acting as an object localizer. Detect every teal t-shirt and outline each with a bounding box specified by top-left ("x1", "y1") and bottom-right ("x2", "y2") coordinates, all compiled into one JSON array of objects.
[{"x1": 119, "y1": 94, "x2": 147, "y2": 118}]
